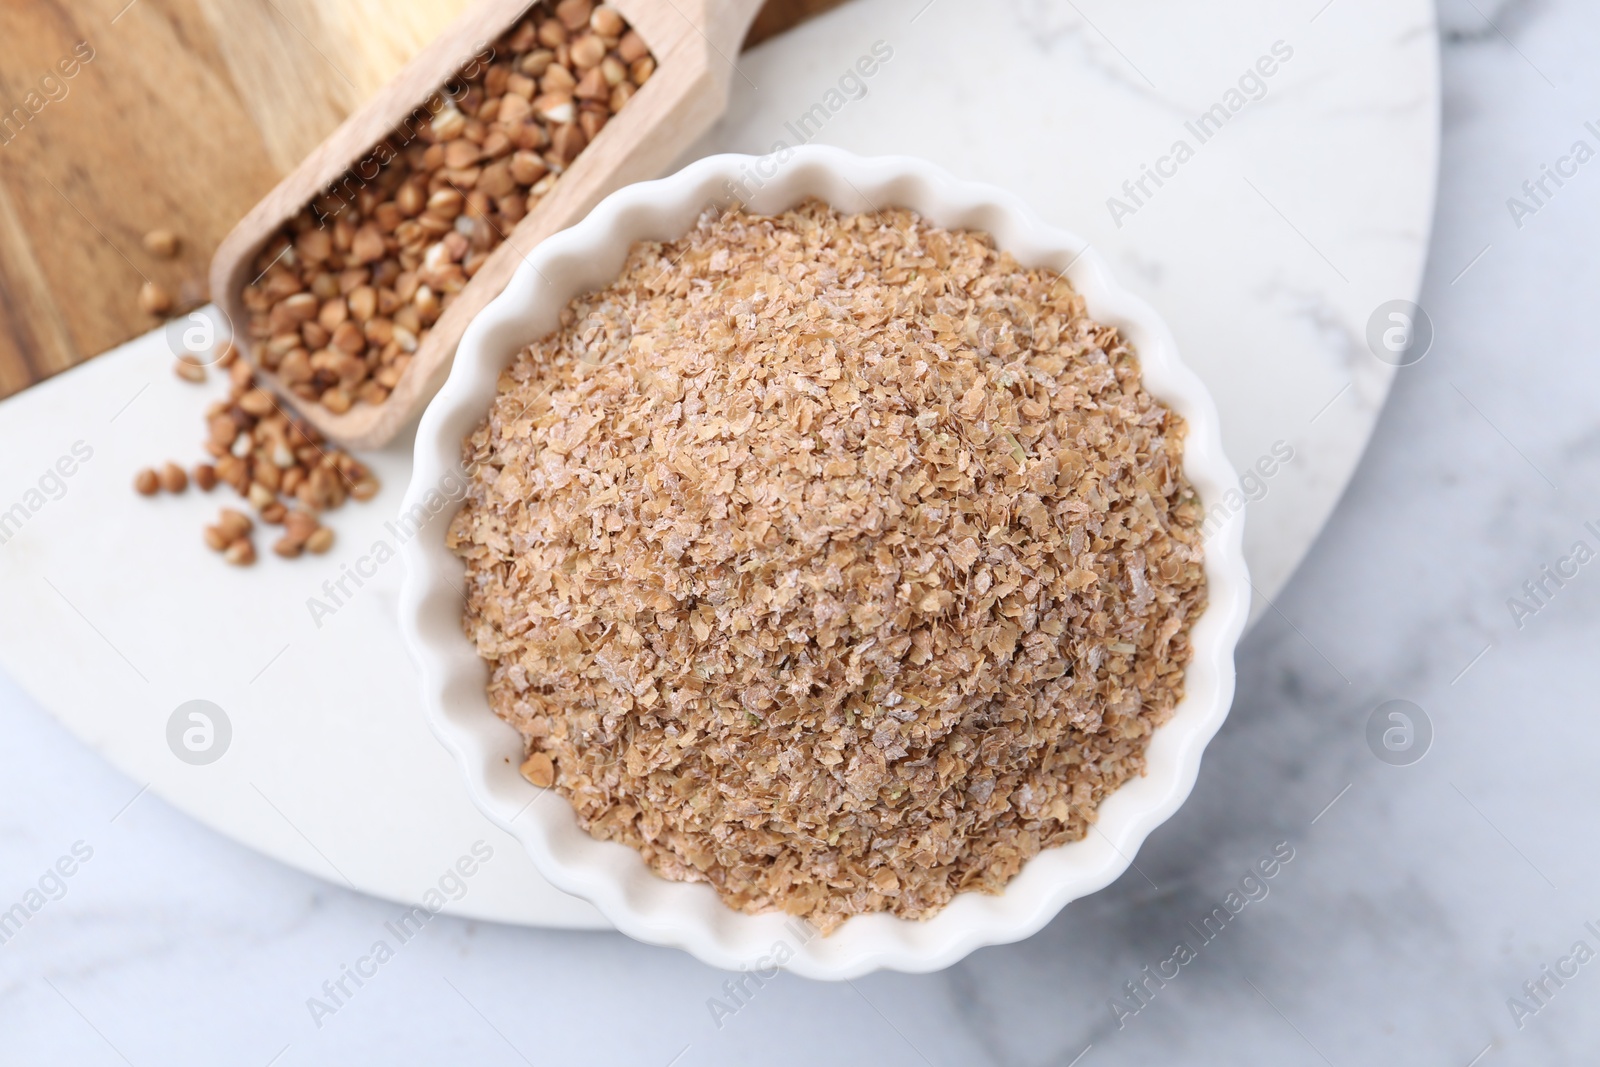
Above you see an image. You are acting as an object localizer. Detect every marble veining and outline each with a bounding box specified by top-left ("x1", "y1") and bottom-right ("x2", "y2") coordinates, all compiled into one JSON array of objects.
[{"x1": 9, "y1": 0, "x2": 1600, "y2": 1064}]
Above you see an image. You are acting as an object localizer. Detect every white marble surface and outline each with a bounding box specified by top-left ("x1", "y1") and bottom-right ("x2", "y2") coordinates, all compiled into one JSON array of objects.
[{"x1": 6, "y1": 0, "x2": 1600, "y2": 1065}]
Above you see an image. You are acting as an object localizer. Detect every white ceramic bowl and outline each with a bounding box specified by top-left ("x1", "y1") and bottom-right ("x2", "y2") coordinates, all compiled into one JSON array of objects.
[{"x1": 399, "y1": 146, "x2": 1250, "y2": 979}]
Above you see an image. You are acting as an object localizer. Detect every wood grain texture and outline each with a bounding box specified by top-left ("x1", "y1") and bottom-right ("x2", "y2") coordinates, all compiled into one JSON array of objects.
[{"x1": 0, "y1": 0, "x2": 848, "y2": 403}]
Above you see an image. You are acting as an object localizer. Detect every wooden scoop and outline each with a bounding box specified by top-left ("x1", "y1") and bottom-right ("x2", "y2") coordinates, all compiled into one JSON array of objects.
[{"x1": 209, "y1": 0, "x2": 767, "y2": 450}]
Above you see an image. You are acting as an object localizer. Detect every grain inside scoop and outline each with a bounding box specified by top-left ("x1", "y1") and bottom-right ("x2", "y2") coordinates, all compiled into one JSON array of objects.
[{"x1": 209, "y1": 0, "x2": 768, "y2": 449}]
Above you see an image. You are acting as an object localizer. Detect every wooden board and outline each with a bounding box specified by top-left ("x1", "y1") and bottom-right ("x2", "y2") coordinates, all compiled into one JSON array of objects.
[{"x1": 0, "y1": 0, "x2": 844, "y2": 401}]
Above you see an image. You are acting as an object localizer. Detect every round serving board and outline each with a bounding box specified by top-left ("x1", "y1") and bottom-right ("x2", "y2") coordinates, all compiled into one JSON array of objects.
[{"x1": 0, "y1": 0, "x2": 1436, "y2": 928}]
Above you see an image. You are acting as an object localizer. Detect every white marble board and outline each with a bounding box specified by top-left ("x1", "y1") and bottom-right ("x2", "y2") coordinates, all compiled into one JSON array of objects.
[{"x1": 0, "y1": 0, "x2": 1437, "y2": 929}]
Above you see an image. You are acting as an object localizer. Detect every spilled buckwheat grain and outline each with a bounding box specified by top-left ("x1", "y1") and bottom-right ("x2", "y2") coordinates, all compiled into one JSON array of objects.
[
  {"x1": 449, "y1": 202, "x2": 1208, "y2": 932},
  {"x1": 136, "y1": 340, "x2": 371, "y2": 565}
]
